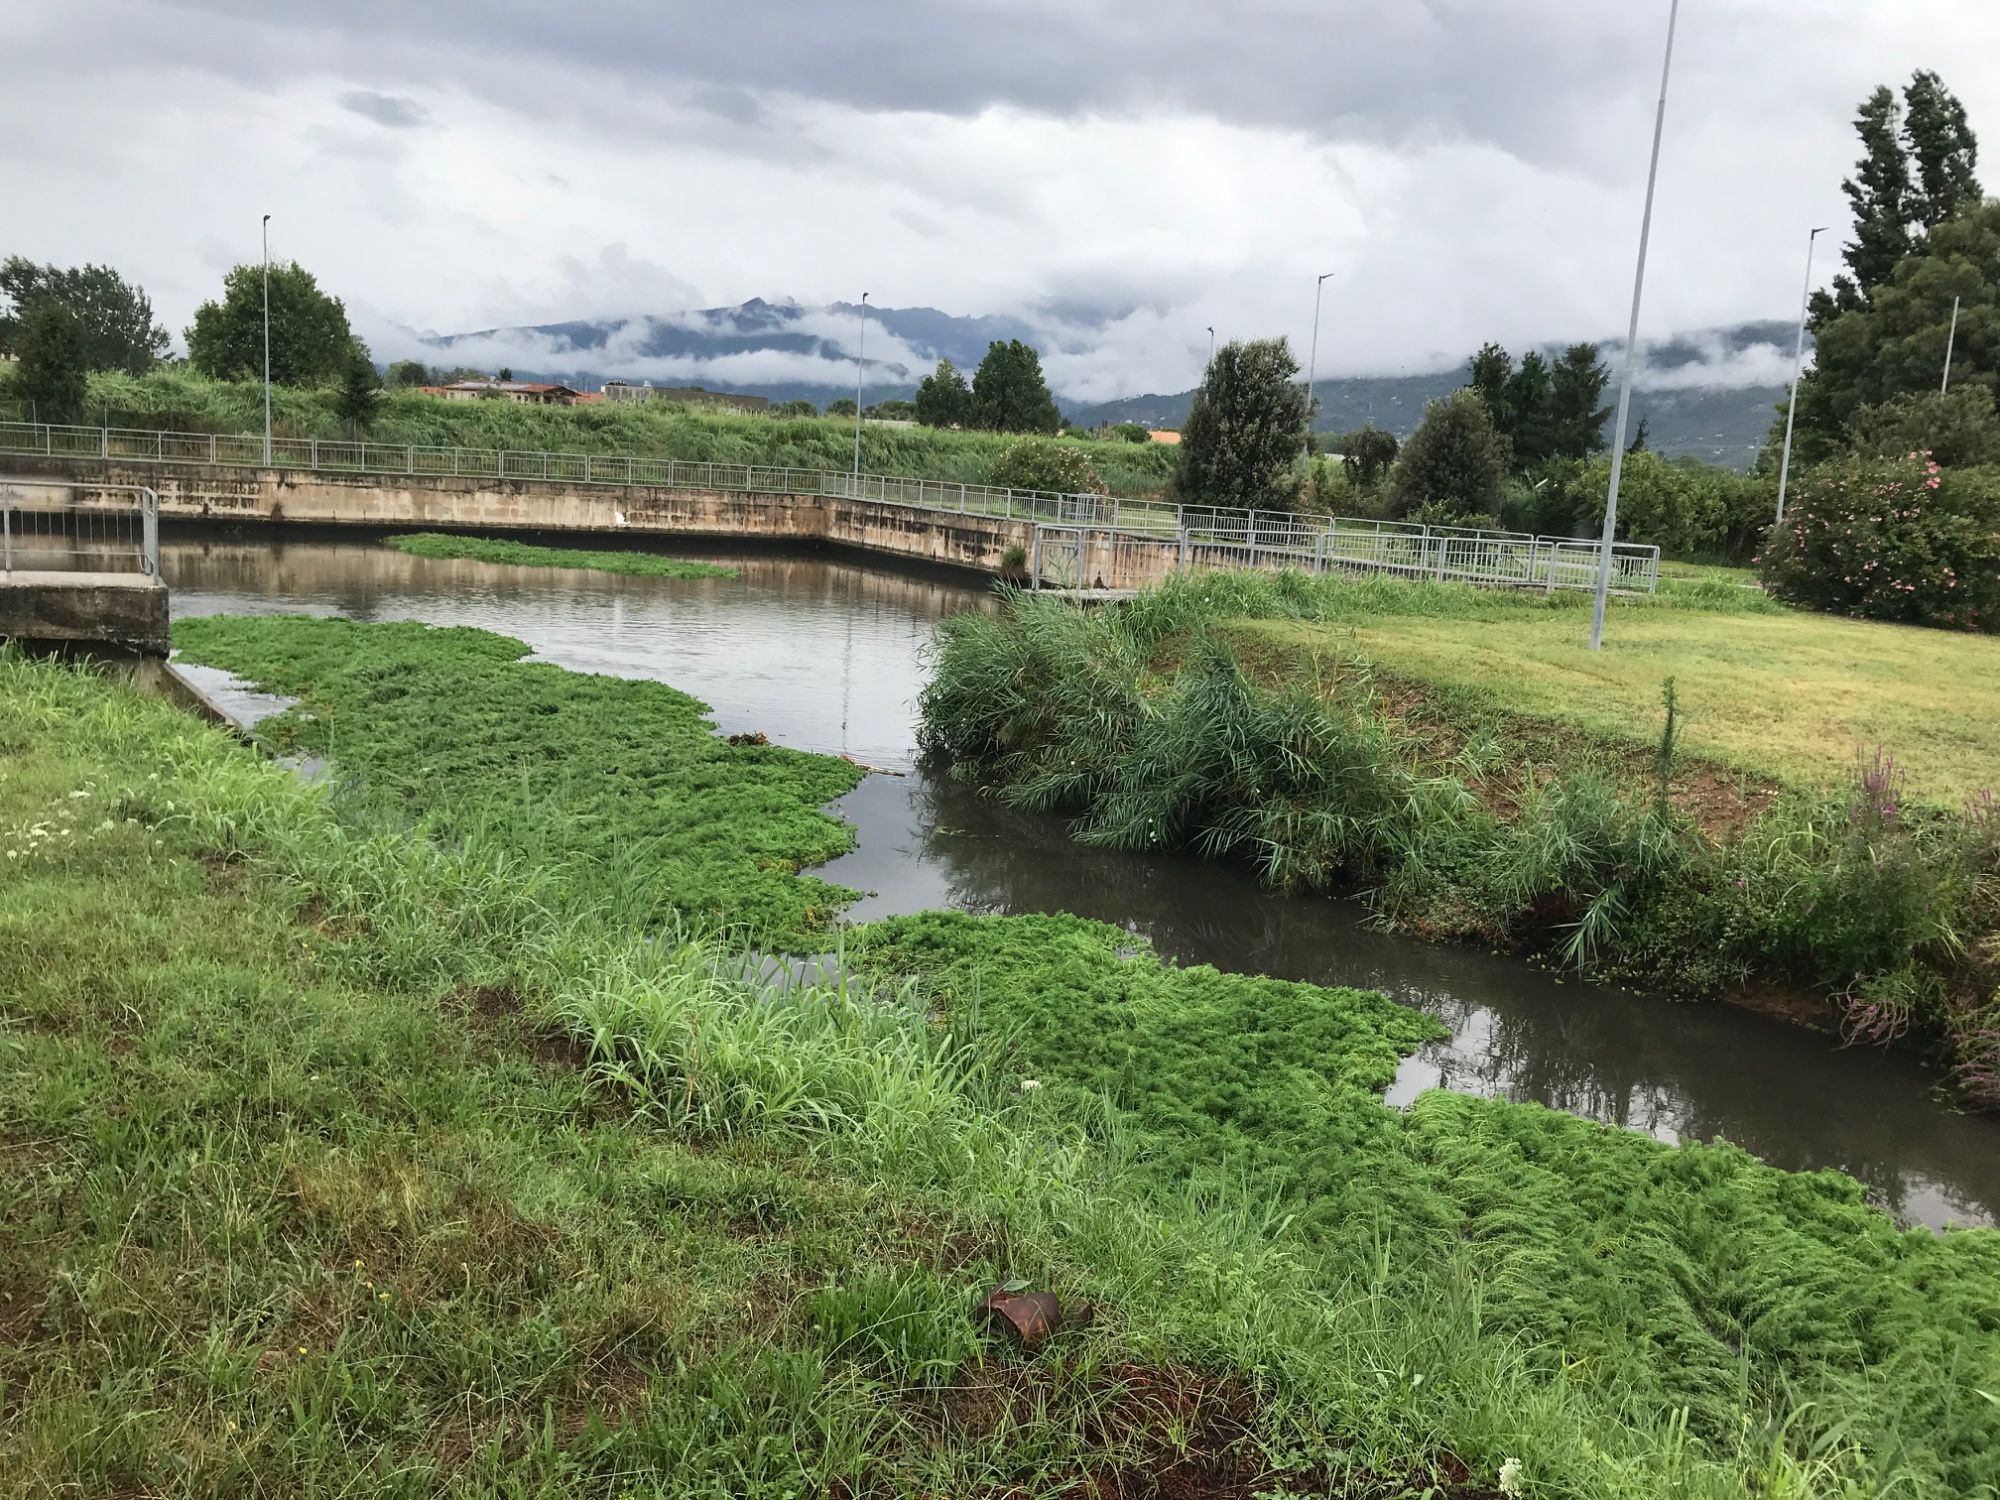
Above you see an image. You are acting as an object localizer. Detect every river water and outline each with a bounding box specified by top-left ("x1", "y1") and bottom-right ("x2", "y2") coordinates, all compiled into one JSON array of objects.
[{"x1": 157, "y1": 529, "x2": 2000, "y2": 1230}]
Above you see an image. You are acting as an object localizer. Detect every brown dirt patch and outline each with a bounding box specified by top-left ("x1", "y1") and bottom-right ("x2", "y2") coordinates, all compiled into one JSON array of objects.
[
  {"x1": 0, "y1": 1277, "x2": 45, "y2": 1345},
  {"x1": 447, "y1": 983, "x2": 594, "y2": 1073},
  {"x1": 888, "y1": 1360, "x2": 1503, "y2": 1500}
]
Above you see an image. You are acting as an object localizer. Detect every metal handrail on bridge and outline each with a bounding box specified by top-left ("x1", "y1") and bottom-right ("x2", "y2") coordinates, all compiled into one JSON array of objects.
[
  {"x1": 0, "y1": 420, "x2": 1659, "y2": 595},
  {"x1": 1, "y1": 476, "x2": 160, "y2": 579}
]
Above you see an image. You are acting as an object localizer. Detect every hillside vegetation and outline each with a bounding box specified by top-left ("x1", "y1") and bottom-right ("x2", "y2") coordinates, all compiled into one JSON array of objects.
[{"x1": 31, "y1": 369, "x2": 1182, "y2": 498}]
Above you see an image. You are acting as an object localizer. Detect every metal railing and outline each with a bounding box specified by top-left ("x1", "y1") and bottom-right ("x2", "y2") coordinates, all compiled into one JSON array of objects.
[
  {"x1": 0, "y1": 420, "x2": 1659, "y2": 595},
  {"x1": 0, "y1": 420, "x2": 1181, "y2": 530},
  {"x1": 1, "y1": 477, "x2": 160, "y2": 578},
  {"x1": 1037, "y1": 522, "x2": 1659, "y2": 596}
]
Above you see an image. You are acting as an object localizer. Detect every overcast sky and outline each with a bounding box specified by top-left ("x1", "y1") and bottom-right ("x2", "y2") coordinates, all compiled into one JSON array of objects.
[{"x1": 4, "y1": 0, "x2": 1997, "y2": 400}]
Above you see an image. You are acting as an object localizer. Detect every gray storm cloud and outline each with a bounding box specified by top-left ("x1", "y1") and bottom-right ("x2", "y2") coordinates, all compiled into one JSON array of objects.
[{"x1": 4, "y1": 1, "x2": 1996, "y2": 399}]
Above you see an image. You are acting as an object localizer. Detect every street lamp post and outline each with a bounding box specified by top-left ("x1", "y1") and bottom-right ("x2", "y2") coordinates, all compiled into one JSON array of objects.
[
  {"x1": 1305, "y1": 272, "x2": 1333, "y2": 442},
  {"x1": 262, "y1": 214, "x2": 272, "y2": 467},
  {"x1": 1590, "y1": 0, "x2": 1681, "y2": 654},
  {"x1": 1303, "y1": 272, "x2": 1333, "y2": 494},
  {"x1": 1774, "y1": 225, "x2": 1828, "y2": 527},
  {"x1": 1943, "y1": 295, "x2": 1961, "y2": 393},
  {"x1": 1206, "y1": 326, "x2": 1215, "y2": 365},
  {"x1": 852, "y1": 292, "x2": 868, "y2": 479}
]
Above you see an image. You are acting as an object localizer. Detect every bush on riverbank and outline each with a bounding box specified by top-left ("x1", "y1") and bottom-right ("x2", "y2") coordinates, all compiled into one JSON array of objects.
[
  {"x1": 1759, "y1": 451, "x2": 2000, "y2": 631},
  {"x1": 917, "y1": 576, "x2": 2000, "y2": 1105},
  {"x1": 1499, "y1": 451, "x2": 1774, "y2": 561},
  {"x1": 7, "y1": 644, "x2": 1999, "y2": 1495},
  {"x1": 27, "y1": 368, "x2": 1179, "y2": 497}
]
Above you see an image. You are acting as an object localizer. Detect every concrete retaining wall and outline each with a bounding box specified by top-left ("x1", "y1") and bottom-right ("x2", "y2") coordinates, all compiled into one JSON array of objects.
[
  {"x1": 0, "y1": 572, "x2": 170, "y2": 653},
  {"x1": 3, "y1": 459, "x2": 1037, "y2": 577}
]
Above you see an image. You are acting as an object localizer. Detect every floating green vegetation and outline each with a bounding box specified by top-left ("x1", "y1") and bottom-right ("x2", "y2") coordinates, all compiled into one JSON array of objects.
[
  {"x1": 854, "y1": 908, "x2": 2000, "y2": 1499},
  {"x1": 170, "y1": 614, "x2": 860, "y2": 942},
  {"x1": 383, "y1": 531, "x2": 739, "y2": 579}
]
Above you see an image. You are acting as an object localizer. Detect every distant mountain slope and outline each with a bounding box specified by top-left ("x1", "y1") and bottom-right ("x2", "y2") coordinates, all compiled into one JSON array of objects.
[
  {"x1": 1068, "y1": 324, "x2": 1794, "y2": 469},
  {"x1": 417, "y1": 302, "x2": 1788, "y2": 469}
]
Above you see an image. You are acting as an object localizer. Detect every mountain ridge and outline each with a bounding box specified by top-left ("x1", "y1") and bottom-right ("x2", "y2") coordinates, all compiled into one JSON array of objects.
[{"x1": 416, "y1": 302, "x2": 1791, "y2": 468}]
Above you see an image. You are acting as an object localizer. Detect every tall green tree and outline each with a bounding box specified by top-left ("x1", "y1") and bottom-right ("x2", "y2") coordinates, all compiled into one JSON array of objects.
[
  {"x1": 1503, "y1": 350, "x2": 1556, "y2": 466},
  {"x1": 1793, "y1": 200, "x2": 2000, "y2": 456},
  {"x1": 1340, "y1": 424, "x2": 1400, "y2": 488},
  {"x1": 1549, "y1": 343, "x2": 1613, "y2": 458},
  {"x1": 1902, "y1": 69, "x2": 1982, "y2": 227},
  {"x1": 1467, "y1": 343, "x2": 1512, "y2": 415},
  {"x1": 385, "y1": 359, "x2": 433, "y2": 388},
  {"x1": 913, "y1": 357, "x2": 974, "y2": 428},
  {"x1": 970, "y1": 340, "x2": 1060, "y2": 434},
  {"x1": 186, "y1": 262, "x2": 355, "y2": 385},
  {"x1": 1175, "y1": 337, "x2": 1309, "y2": 510},
  {"x1": 0, "y1": 257, "x2": 168, "y2": 374},
  {"x1": 1815, "y1": 71, "x2": 1981, "y2": 322},
  {"x1": 1461, "y1": 342, "x2": 1605, "y2": 466},
  {"x1": 1825, "y1": 86, "x2": 1915, "y2": 316},
  {"x1": 333, "y1": 347, "x2": 383, "y2": 434},
  {"x1": 15, "y1": 301, "x2": 90, "y2": 424},
  {"x1": 1385, "y1": 388, "x2": 1511, "y2": 519}
]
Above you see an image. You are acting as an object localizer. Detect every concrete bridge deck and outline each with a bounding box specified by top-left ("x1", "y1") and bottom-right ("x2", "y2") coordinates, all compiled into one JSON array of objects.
[{"x1": 0, "y1": 456, "x2": 1062, "y2": 585}]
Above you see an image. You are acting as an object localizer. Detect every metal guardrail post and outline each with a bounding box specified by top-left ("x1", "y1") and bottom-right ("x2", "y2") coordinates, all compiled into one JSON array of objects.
[
  {"x1": 140, "y1": 488, "x2": 159, "y2": 577},
  {"x1": 2, "y1": 488, "x2": 10, "y2": 574}
]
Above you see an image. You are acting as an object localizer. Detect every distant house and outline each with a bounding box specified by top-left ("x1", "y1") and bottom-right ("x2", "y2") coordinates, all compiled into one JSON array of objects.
[
  {"x1": 601, "y1": 381, "x2": 771, "y2": 414},
  {"x1": 420, "y1": 380, "x2": 582, "y2": 406},
  {"x1": 1147, "y1": 429, "x2": 1182, "y2": 445}
]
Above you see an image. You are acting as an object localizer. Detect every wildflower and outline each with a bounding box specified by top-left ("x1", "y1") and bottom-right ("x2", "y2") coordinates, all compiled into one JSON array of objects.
[
  {"x1": 1499, "y1": 1457, "x2": 1526, "y2": 1497},
  {"x1": 67, "y1": 789, "x2": 89, "y2": 799},
  {"x1": 1020, "y1": 1078, "x2": 1043, "y2": 1093}
]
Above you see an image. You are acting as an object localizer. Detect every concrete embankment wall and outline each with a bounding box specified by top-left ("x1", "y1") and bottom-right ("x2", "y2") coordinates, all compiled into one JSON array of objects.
[
  {"x1": 0, "y1": 573, "x2": 170, "y2": 653},
  {"x1": 4, "y1": 459, "x2": 1040, "y2": 578}
]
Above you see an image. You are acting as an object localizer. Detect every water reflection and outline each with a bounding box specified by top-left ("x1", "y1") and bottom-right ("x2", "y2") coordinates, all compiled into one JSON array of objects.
[
  {"x1": 159, "y1": 526, "x2": 2000, "y2": 1230},
  {"x1": 165, "y1": 531, "x2": 974, "y2": 772}
]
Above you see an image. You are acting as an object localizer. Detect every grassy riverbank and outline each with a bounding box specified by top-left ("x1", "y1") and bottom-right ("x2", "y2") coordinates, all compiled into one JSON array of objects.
[
  {"x1": 919, "y1": 573, "x2": 2000, "y2": 1104},
  {"x1": 43, "y1": 369, "x2": 1180, "y2": 497},
  {"x1": 1270, "y1": 566, "x2": 2000, "y2": 802},
  {"x1": 6, "y1": 642, "x2": 2000, "y2": 1495},
  {"x1": 382, "y1": 532, "x2": 739, "y2": 580}
]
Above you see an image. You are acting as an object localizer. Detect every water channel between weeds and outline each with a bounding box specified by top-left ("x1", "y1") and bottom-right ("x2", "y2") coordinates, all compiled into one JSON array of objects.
[{"x1": 153, "y1": 528, "x2": 2000, "y2": 1231}]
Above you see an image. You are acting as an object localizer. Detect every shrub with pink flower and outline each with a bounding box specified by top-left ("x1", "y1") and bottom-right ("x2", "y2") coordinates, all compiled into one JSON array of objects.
[{"x1": 1759, "y1": 452, "x2": 2000, "y2": 631}]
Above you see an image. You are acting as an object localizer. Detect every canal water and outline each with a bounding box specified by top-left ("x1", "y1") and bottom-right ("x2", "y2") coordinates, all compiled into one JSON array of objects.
[{"x1": 158, "y1": 529, "x2": 2000, "y2": 1231}]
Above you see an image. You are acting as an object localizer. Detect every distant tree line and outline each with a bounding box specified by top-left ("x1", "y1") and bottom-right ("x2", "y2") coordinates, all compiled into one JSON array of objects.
[{"x1": 914, "y1": 339, "x2": 1061, "y2": 434}]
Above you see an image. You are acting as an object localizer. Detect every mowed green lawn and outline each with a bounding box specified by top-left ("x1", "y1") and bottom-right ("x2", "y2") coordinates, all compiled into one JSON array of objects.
[{"x1": 1242, "y1": 595, "x2": 2000, "y2": 802}]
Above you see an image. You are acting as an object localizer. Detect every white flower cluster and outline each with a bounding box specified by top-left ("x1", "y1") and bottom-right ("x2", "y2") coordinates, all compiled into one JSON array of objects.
[{"x1": 1, "y1": 782, "x2": 141, "y2": 863}]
